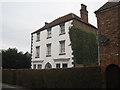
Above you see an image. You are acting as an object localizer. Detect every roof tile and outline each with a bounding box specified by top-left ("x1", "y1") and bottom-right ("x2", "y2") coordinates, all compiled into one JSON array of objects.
[{"x1": 32, "y1": 13, "x2": 96, "y2": 34}]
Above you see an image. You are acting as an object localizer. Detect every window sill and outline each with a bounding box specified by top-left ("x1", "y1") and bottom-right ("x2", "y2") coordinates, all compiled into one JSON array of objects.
[
  {"x1": 35, "y1": 56, "x2": 40, "y2": 58},
  {"x1": 46, "y1": 55, "x2": 51, "y2": 57},
  {"x1": 47, "y1": 36, "x2": 52, "y2": 39},
  {"x1": 59, "y1": 53, "x2": 66, "y2": 55},
  {"x1": 36, "y1": 40, "x2": 40, "y2": 42},
  {"x1": 59, "y1": 33, "x2": 65, "y2": 36}
]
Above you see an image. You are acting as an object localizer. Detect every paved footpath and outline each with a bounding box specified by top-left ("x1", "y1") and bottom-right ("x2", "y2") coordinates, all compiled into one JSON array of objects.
[{"x1": 1, "y1": 83, "x2": 31, "y2": 90}]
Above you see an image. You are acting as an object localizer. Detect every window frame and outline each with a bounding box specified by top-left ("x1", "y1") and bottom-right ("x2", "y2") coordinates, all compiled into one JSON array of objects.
[
  {"x1": 36, "y1": 32, "x2": 40, "y2": 42},
  {"x1": 46, "y1": 43, "x2": 51, "y2": 57},
  {"x1": 56, "y1": 63, "x2": 61, "y2": 68},
  {"x1": 59, "y1": 23, "x2": 65, "y2": 35},
  {"x1": 35, "y1": 46, "x2": 40, "y2": 58},
  {"x1": 59, "y1": 40, "x2": 65, "y2": 55},
  {"x1": 62, "y1": 63, "x2": 68, "y2": 68},
  {"x1": 33, "y1": 64, "x2": 36, "y2": 69},
  {"x1": 37, "y1": 64, "x2": 42, "y2": 69},
  {"x1": 47, "y1": 28, "x2": 52, "y2": 39}
]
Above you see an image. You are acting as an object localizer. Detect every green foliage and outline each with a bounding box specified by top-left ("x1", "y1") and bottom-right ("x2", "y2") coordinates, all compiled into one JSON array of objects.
[
  {"x1": 2, "y1": 48, "x2": 31, "y2": 69},
  {"x1": 69, "y1": 26, "x2": 98, "y2": 66}
]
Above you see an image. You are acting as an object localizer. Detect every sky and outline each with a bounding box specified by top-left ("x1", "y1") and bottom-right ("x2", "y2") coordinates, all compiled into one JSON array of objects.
[{"x1": 0, "y1": 0, "x2": 110, "y2": 53}]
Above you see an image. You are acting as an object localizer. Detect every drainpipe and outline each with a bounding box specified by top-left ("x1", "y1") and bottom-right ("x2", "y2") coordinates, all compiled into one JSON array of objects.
[{"x1": 97, "y1": 30, "x2": 101, "y2": 66}]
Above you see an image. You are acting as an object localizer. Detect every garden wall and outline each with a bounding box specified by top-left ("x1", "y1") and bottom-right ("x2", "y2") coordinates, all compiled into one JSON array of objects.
[{"x1": 2, "y1": 67, "x2": 105, "y2": 88}]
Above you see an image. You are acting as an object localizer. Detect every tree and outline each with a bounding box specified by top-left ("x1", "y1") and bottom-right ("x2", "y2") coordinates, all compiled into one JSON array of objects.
[{"x1": 2, "y1": 48, "x2": 31, "y2": 69}]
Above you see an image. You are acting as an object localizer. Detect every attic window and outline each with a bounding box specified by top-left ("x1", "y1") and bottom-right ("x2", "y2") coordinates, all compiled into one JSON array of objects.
[{"x1": 59, "y1": 23, "x2": 65, "y2": 35}]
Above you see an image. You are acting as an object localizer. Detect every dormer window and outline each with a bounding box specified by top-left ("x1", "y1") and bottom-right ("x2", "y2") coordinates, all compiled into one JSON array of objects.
[
  {"x1": 36, "y1": 32, "x2": 40, "y2": 42},
  {"x1": 47, "y1": 28, "x2": 52, "y2": 39},
  {"x1": 59, "y1": 23, "x2": 65, "y2": 35}
]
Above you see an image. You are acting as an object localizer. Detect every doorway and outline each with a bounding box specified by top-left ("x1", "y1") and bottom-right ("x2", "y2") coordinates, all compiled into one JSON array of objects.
[
  {"x1": 106, "y1": 64, "x2": 120, "y2": 88},
  {"x1": 45, "y1": 62, "x2": 52, "y2": 69}
]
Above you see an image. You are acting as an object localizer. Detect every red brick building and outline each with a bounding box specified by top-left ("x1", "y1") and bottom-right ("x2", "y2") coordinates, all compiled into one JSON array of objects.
[
  {"x1": 95, "y1": 2, "x2": 120, "y2": 71},
  {"x1": 95, "y1": 2, "x2": 120, "y2": 88}
]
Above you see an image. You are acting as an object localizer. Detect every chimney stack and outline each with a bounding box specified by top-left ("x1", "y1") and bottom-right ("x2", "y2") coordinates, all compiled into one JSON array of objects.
[{"x1": 80, "y1": 4, "x2": 88, "y2": 23}]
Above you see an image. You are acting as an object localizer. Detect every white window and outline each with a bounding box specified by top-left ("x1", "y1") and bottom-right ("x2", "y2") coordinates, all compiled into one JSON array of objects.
[
  {"x1": 60, "y1": 23, "x2": 65, "y2": 35},
  {"x1": 47, "y1": 28, "x2": 52, "y2": 38},
  {"x1": 33, "y1": 64, "x2": 36, "y2": 69},
  {"x1": 62, "y1": 63, "x2": 67, "y2": 68},
  {"x1": 36, "y1": 32, "x2": 40, "y2": 41},
  {"x1": 59, "y1": 40, "x2": 65, "y2": 54},
  {"x1": 56, "y1": 64, "x2": 60, "y2": 68},
  {"x1": 46, "y1": 44, "x2": 51, "y2": 56},
  {"x1": 36, "y1": 46, "x2": 40, "y2": 58},
  {"x1": 37, "y1": 64, "x2": 42, "y2": 69}
]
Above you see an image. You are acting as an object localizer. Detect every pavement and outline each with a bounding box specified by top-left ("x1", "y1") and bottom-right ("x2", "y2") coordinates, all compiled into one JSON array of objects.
[{"x1": 1, "y1": 83, "x2": 31, "y2": 90}]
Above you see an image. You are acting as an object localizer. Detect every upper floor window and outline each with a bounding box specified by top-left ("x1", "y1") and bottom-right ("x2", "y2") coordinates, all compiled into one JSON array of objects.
[
  {"x1": 59, "y1": 40, "x2": 65, "y2": 55},
  {"x1": 59, "y1": 23, "x2": 65, "y2": 35},
  {"x1": 46, "y1": 43, "x2": 51, "y2": 57},
  {"x1": 47, "y1": 28, "x2": 52, "y2": 39},
  {"x1": 36, "y1": 32, "x2": 40, "y2": 42},
  {"x1": 35, "y1": 46, "x2": 40, "y2": 58}
]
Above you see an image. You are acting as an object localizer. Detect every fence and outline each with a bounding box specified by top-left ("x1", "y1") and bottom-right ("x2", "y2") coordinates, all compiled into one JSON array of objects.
[{"x1": 2, "y1": 67, "x2": 105, "y2": 88}]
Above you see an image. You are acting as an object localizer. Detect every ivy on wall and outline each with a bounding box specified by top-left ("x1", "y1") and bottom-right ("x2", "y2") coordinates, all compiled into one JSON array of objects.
[{"x1": 69, "y1": 26, "x2": 98, "y2": 66}]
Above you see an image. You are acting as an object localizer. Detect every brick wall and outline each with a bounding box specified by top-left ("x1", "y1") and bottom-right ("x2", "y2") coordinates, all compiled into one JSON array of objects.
[
  {"x1": 96, "y1": 6, "x2": 120, "y2": 71},
  {"x1": 73, "y1": 19, "x2": 97, "y2": 34}
]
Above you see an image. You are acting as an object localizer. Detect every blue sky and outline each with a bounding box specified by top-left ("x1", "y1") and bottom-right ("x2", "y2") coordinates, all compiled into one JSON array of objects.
[{"x1": 1, "y1": 0, "x2": 108, "y2": 53}]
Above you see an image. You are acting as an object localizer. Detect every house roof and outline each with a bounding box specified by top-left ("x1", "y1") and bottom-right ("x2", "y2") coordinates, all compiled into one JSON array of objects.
[
  {"x1": 95, "y1": 2, "x2": 120, "y2": 14},
  {"x1": 32, "y1": 13, "x2": 97, "y2": 34}
]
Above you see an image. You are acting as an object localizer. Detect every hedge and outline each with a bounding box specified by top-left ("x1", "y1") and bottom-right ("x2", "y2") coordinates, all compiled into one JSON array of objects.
[{"x1": 2, "y1": 67, "x2": 105, "y2": 88}]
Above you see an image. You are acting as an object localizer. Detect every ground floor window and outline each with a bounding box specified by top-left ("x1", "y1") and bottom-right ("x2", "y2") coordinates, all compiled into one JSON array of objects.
[
  {"x1": 33, "y1": 64, "x2": 36, "y2": 69},
  {"x1": 56, "y1": 64, "x2": 60, "y2": 68},
  {"x1": 62, "y1": 63, "x2": 68, "y2": 68},
  {"x1": 38, "y1": 64, "x2": 42, "y2": 69}
]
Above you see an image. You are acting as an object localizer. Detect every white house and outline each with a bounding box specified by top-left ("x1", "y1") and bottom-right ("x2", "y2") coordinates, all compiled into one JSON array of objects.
[{"x1": 31, "y1": 4, "x2": 97, "y2": 69}]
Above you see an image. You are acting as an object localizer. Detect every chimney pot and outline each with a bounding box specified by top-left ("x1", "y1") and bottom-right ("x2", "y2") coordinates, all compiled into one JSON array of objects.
[{"x1": 81, "y1": 4, "x2": 87, "y2": 11}]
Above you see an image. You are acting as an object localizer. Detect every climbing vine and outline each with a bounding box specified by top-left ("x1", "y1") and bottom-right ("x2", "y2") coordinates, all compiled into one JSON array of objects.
[{"x1": 69, "y1": 26, "x2": 98, "y2": 66}]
